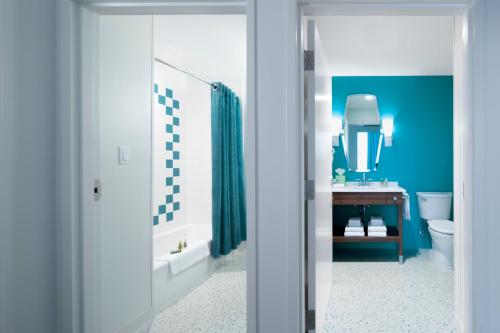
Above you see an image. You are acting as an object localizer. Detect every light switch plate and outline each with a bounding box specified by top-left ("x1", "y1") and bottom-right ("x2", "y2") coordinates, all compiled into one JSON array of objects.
[{"x1": 118, "y1": 146, "x2": 131, "y2": 165}]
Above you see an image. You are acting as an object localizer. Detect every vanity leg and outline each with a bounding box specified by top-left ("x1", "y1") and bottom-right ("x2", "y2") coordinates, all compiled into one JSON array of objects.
[{"x1": 398, "y1": 204, "x2": 403, "y2": 264}]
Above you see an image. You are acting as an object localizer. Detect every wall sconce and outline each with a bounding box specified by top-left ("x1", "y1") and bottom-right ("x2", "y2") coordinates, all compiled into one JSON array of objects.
[
  {"x1": 332, "y1": 115, "x2": 343, "y2": 146},
  {"x1": 382, "y1": 117, "x2": 394, "y2": 147}
]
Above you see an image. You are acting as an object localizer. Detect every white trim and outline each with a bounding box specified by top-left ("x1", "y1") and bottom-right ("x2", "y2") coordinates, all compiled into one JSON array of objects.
[
  {"x1": 453, "y1": 13, "x2": 471, "y2": 332},
  {"x1": 57, "y1": 1, "x2": 82, "y2": 332},
  {"x1": 300, "y1": 2, "x2": 468, "y2": 16},
  {"x1": 116, "y1": 308, "x2": 155, "y2": 333},
  {"x1": 245, "y1": 1, "x2": 257, "y2": 332},
  {"x1": 82, "y1": 2, "x2": 246, "y2": 15}
]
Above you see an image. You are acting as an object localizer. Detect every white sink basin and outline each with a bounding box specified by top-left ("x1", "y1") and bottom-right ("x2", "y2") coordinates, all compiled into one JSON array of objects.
[{"x1": 332, "y1": 181, "x2": 405, "y2": 193}]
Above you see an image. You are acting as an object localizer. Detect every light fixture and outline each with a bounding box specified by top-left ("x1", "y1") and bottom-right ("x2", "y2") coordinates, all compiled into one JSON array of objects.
[
  {"x1": 315, "y1": 94, "x2": 332, "y2": 102},
  {"x1": 382, "y1": 117, "x2": 394, "y2": 147},
  {"x1": 332, "y1": 115, "x2": 343, "y2": 146},
  {"x1": 364, "y1": 95, "x2": 375, "y2": 101}
]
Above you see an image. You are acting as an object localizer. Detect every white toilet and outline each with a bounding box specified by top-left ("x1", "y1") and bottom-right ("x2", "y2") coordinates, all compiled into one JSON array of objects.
[{"x1": 416, "y1": 192, "x2": 454, "y2": 269}]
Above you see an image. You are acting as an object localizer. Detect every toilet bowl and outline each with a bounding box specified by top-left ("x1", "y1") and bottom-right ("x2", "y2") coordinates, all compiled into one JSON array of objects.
[
  {"x1": 417, "y1": 192, "x2": 454, "y2": 269},
  {"x1": 428, "y1": 220, "x2": 454, "y2": 268}
]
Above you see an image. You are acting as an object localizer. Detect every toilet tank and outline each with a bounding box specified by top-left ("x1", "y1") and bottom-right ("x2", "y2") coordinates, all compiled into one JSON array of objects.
[{"x1": 416, "y1": 192, "x2": 453, "y2": 220}]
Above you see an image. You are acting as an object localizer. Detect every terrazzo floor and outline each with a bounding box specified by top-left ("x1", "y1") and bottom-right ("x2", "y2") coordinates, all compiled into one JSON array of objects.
[
  {"x1": 146, "y1": 250, "x2": 247, "y2": 333},
  {"x1": 322, "y1": 249, "x2": 459, "y2": 333},
  {"x1": 145, "y1": 249, "x2": 457, "y2": 333}
]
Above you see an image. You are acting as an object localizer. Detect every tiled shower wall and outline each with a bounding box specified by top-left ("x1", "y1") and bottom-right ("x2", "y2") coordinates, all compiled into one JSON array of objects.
[{"x1": 152, "y1": 63, "x2": 212, "y2": 235}]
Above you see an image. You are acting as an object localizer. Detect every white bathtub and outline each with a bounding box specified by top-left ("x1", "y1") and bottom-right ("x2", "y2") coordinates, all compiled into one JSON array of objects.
[{"x1": 153, "y1": 224, "x2": 215, "y2": 311}]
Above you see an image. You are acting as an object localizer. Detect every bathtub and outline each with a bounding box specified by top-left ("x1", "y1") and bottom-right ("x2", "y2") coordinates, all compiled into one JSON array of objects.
[{"x1": 153, "y1": 224, "x2": 216, "y2": 311}]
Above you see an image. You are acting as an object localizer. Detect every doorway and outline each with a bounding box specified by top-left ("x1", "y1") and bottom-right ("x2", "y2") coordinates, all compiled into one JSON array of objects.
[
  {"x1": 79, "y1": 5, "x2": 248, "y2": 333},
  {"x1": 302, "y1": 8, "x2": 470, "y2": 333}
]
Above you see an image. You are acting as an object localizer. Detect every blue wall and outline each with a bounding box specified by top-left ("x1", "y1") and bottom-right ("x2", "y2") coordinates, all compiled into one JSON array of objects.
[{"x1": 332, "y1": 76, "x2": 453, "y2": 251}]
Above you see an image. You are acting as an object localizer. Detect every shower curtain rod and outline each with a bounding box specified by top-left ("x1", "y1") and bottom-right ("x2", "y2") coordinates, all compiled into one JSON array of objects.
[{"x1": 154, "y1": 57, "x2": 217, "y2": 90}]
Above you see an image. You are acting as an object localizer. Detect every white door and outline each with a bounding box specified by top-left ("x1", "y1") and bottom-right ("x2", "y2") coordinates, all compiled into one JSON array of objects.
[
  {"x1": 95, "y1": 15, "x2": 154, "y2": 333},
  {"x1": 305, "y1": 19, "x2": 333, "y2": 333}
]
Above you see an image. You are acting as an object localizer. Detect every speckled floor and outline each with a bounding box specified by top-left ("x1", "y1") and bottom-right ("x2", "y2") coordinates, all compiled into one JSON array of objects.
[
  {"x1": 145, "y1": 249, "x2": 457, "y2": 333},
  {"x1": 146, "y1": 250, "x2": 246, "y2": 333},
  {"x1": 322, "y1": 249, "x2": 459, "y2": 333}
]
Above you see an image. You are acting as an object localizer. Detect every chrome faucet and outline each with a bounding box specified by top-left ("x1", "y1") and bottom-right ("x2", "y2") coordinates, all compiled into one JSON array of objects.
[{"x1": 357, "y1": 173, "x2": 371, "y2": 186}]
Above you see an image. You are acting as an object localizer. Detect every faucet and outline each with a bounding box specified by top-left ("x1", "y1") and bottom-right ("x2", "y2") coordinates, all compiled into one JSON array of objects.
[{"x1": 357, "y1": 173, "x2": 371, "y2": 186}]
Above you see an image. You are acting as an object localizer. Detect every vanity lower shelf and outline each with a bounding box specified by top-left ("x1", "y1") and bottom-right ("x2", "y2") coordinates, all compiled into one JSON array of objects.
[
  {"x1": 332, "y1": 226, "x2": 400, "y2": 243},
  {"x1": 332, "y1": 190, "x2": 405, "y2": 264}
]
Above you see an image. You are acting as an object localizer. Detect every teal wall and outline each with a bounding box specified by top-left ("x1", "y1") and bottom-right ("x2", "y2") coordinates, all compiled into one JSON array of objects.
[{"x1": 332, "y1": 76, "x2": 453, "y2": 251}]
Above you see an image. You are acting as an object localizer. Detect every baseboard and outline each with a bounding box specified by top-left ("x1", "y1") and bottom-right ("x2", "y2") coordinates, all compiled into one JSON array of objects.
[
  {"x1": 455, "y1": 311, "x2": 465, "y2": 333},
  {"x1": 115, "y1": 307, "x2": 155, "y2": 333}
]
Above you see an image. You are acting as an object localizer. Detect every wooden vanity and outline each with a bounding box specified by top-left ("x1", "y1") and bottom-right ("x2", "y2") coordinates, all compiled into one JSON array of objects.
[{"x1": 332, "y1": 188, "x2": 404, "y2": 264}]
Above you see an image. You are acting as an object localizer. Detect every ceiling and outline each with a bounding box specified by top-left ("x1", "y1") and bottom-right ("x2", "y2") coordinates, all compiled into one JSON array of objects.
[
  {"x1": 154, "y1": 15, "x2": 246, "y2": 79},
  {"x1": 313, "y1": 16, "x2": 454, "y2": 76}
]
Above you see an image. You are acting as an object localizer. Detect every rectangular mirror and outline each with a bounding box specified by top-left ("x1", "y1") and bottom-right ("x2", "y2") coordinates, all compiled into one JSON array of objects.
[{"x1": 341, "y1": 94, "x2": 383, "y2": 172}]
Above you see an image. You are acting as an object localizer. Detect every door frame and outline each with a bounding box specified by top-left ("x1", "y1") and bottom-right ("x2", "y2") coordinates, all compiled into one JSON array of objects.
[
  {"x1": 56, "y1": 1, "x2": 255, "y2": 333},
  {"x1": 297, "y1": 2, "x2": 472, "y2": 332}
]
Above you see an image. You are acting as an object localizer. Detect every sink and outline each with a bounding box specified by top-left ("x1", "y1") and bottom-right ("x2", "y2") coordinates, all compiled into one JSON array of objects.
[
  {"x1": 346, "y1": 181, "x2": 398, "y2": 188},
  {"x1": 333, "y1": 181, "x2": 404, "y2": 193}
]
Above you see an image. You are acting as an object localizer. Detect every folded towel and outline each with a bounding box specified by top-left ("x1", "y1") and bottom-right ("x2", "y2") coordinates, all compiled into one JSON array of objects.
[
  {"x1": 368, "y1": 225, "x2": 387, "y2": 232},
  {"x1": 345, "y1": 226, "x2": 364, "y2": 232},
  {"x1": 344, "y1": 231, "x2": 365, "y2": 237},
  {"x1": 369, "y1": 219, "x2": 384, "y2": 226},
  {"x1": 403, "y1": 192, "x2": 411, "y2": 221},
  {"x1": 368, "y1": 231, "x2": 387, "y2": 237},
  {"x1": 370, "y1": 216, "x2": 383, "y2": 222},
  {"x1": 167, "y1": 241, "x2": 210, "y2": 275},
  {"x1": 347, "y1": 217, "x2": 362, "y2": 227},
  {"x1": 347, "y1": 222, "x2": 362, "y2": 228}
]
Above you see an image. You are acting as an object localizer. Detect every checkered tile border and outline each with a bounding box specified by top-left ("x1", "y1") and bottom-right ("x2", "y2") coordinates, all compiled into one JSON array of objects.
[{"x1": 153, "y1": 83, "x2": 181, "y2": 226}]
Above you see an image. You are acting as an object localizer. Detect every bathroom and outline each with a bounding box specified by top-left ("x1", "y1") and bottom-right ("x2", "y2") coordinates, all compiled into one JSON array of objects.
[
  {"x1": 304, "y1": 15, "x2": 465, "y2": 332},
  {"x1": 150, "y1": 16, "x2": 248, "y2": 331},
  {"x1": 81, "y1": 10, "x2": 248, "y2": 333}
]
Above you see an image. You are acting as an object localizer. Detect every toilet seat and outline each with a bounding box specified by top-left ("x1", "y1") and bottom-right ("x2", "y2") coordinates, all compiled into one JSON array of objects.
[{"x1": 428, "y1": 220, "x2": 454, "y2": 235}]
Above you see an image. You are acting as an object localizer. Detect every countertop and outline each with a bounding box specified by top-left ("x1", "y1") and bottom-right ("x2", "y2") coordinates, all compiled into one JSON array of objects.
[{"x1": 331, "y1": 182, "x2": 406, "y2": 193}]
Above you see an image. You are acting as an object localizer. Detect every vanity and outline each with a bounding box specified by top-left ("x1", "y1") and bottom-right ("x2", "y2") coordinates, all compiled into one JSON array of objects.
[
  {"x1": 332, "y1": 183, "x2": 406, "y2": 264},
  {"x1": 332, "y1": 94, "x2": 405, "y2": 263}
]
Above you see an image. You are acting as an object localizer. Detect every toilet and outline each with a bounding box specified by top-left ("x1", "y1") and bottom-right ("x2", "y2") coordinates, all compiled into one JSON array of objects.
[{"x1": 416, "y1": 192, "x2": 454, "y2": 269}]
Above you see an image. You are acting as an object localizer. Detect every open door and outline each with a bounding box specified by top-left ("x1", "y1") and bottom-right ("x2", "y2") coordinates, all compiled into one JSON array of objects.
[
  {"x1": 304, "y1": 19, "x2": 333, "y2": 333},
  {"x1": 93, "y1": 15, "x2": 154, "y2": 333}
]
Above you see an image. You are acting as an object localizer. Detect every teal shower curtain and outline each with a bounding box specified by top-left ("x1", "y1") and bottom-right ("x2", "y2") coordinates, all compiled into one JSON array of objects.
[{"x1": 211, "y1": 83, "x2": 246, "y2": 258}]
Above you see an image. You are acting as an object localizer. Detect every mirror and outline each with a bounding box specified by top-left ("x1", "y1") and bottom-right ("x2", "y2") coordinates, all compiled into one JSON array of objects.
[{"x1": 341, "y1": 94, "x2": 383, "y2": 172}]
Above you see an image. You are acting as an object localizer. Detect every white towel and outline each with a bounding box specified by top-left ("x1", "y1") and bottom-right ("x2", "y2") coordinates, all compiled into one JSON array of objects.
[
  {"x1": 344, "y1": 231, "x2": 365, "y2": 237},
  {"x1": 403, "y1": 192, "x2": 411, "y2": 221},
  {"x1": 368, "y1": 231, "x2": 387, "y2": 237},
  {"x1": 345, "y1": 226, "x2": 364, "y2": 233},
  {"x1": 369, "y1": 218, "x2": 384, "y2": 226},
  {"x1": 167, "y1": 241, "x2": 210, "y2": 275},
  {"x1": 347, "y1": 217, "x2": 362, "y2": 227},
  {"x1": 368, "y1": 225, "x2": 387, "y2": 232}
]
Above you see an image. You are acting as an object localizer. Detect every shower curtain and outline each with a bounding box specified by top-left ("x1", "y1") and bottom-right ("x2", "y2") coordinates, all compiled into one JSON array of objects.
[{"x1": 211, "y1": 83, "x2": 246, "y2": 258}]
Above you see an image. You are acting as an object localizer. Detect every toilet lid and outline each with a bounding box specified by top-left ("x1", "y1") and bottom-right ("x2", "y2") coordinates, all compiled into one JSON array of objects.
[{"x1": 428, "y1": 220, "x2": 454, "y2": 235}]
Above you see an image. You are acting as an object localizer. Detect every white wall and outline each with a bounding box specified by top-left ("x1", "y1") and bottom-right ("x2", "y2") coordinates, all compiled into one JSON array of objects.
[
  {"x1": 97, "y1": 15, "x2": 154, "y2": 333},
  {"x1": 314, "y1": 16, "x2": 454, "y2": 76},
  {"x1": 153, "y1": 15, "x2": 246, "y2": 99},
  {"x1": 152, "y1": 15, "x2": 246, "y2": 236},
  {"x1": 0, "y1": 1, "x2": 57, "y2": 332}
]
